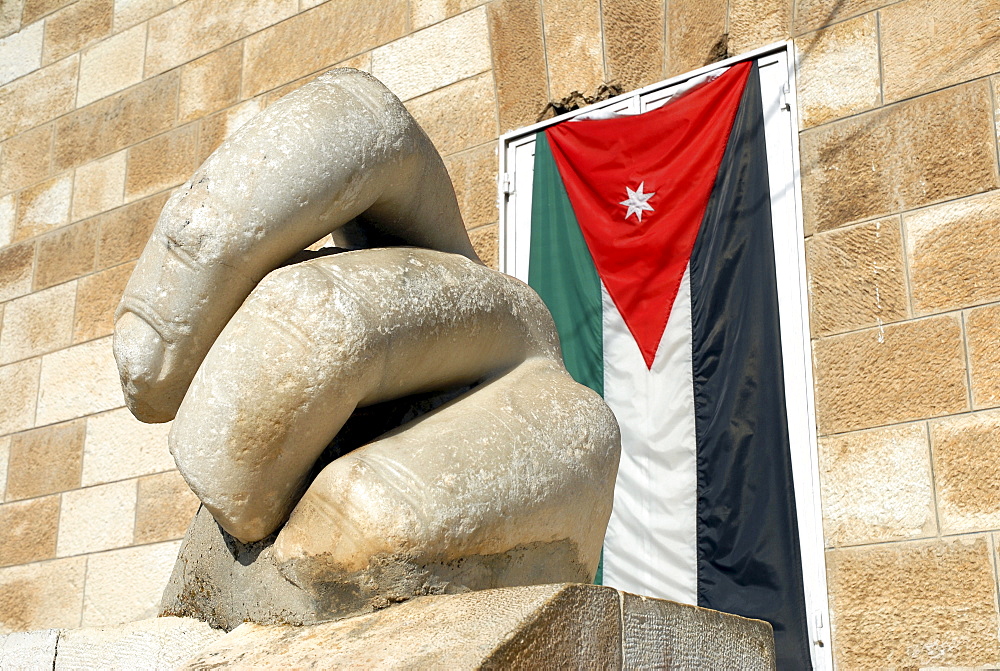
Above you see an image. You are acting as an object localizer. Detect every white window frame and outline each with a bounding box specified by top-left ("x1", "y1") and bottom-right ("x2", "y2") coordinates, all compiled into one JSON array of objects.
[{"x1": 497, "y1": 42, "x2": 833, "y2": 669}]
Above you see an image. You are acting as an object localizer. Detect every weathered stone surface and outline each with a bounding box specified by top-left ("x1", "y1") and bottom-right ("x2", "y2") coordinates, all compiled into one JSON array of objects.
[
  {"x1": 410, "y1": 0, "x2": 490, "y2": 28},
  {"x1": 180, "y1": 584, "x2": 775, "y2": 669},
  {"x1": 76, "y1": 22, "x2": 145, "y2": 107},
  {"x1": 0, "y1": 495, "x2": 60, "y2": 567},
  {"x1": 0, "y1": 0, "x2": 21, "y2": 38},
  {"x1": 0, "y1": 21, "x2": 42, "y2": 89},
  {"x1": 665, "y1": 0, "x2": 726, "y2": 78},
  {"x1": 41, "y1": 0, "x2": 112, "y2": 65},
  {"x1": 930, "y1": 410, "x2": 1000, "y2": 534},
  {"x1": 71, "y1": 151, "x2": 126, "y2": 222},
  {"x1": 0, "y1": 628, "x2": 59, "y2": 667},
  {"x1": 542, "y1": 0, "x2": 605, "y2": 101},
  {"x1": 34, "y1": 219, "x2": 99, "y2": 290},
  {"x1": 602, "y1": 0, "x2": 664, "y2": 92},
  {"x1": 0, "y1": 358, "x2": 40, "y2": 436},
  {"x1": 405, "y1": 71, "x2": 497, "y2": 156},
  {"x1": 0, "y1": 242, "x2": 34, "y2": 303},
  {"x1": 55, "y1": 616, "x2": 222, "y2": 669},
  {"x1": 826, "y1": 537, "x2": 1000, "y2": 668},
  {"x1": 794, "y1": 13, "x2": 880, "y2": 128},
  {"x1": 470, "y1": 222, "x2": 499, "y2": 269},
  {"x1": 135, "y1": 470, "x2": 200, "y2": 544},
  {"x1": 195, "y1": 99, "x2": 263, "y2": 163},
  {"x1": 0, "y1": 54, "x2": 78, "y2": 140},
  {"x1": 488, "y1": 0, "x2": 549, "y2": 132},
  {"x1": 0, "y1": 281, "x2": 76, "y2": 364},
  {"x1": 813, "y1": 316, "x2": 968, "y2": 434},
  {"x1": 244, "y1": 0, "x2": 406, "y2": 99},
  {"x1": 800, "y1": 81, "x2": 998, "y2": 234},
  {"x1": 444, "y1": 143, "x2": 497, "y2": 229},
  {"x1": 0, "y1": 123, "x2": 52, "y2": 195},
  {"x1": 729, "y1": 0, "x2": 790, "y2": 54},
  {"x1": 82, "y1": 406, "x2": 172, "y2": 486},
  {"x1": 968, "y1": 303, "x2": 1000, "y2": 409},
  {"x1": 73, "y1": 261, "x2": 134, "y2": 342},
  {"x1": 6, "y1": 419, "x2": 84, "y2": 501},
  {"x1": 793, "y1": 0, "x2": 889, "y2": 34},
  {"x1": 0, "y1": 193, "x2": 11, "y2": 246},
  {"x1": 37, "y1": 336, "x2": 123, "y2": 427},
  {"x1": 14, "y1": 173, "x2": 71, "y2": 242},
  {"x1": 261, "y1": 53, "x2": 371, "y2": 107},
  {"x1": 112, "y1": 0, "x2": 174, "y2": 30},
  {"x1": 806, "y1": 216, "x2": 908, "y2": 336},
  {"x1": 0, "y1": 557, "x2": 85, "y2": 633},
  {"x1": 56, "y1": 479, "x2": 136, "y2": 557},
  {"x1": 904, "y1": 190, "x2": 1000, "y2": 315},
  {"x1": 23, "y1": 0, "x2": 74, "y2": 23},
  {"x1": 0, "y1": 436, "x2": 8, "y2": 501},
  {"x1": 124, "y1": 123, "x2": 198, "y2": 201},
  {"x1": 818, "y1": 423, "x2": 935, "y2": 546},
  {"x1": 81, "y1": 541, "x2": 181, "y2": 626},
  {"x1": 177, "y1": 42, "x2": 241, "y2": 124},
  {"x1": 95, "y1": 192, "x2": 168, "y2": 269}
]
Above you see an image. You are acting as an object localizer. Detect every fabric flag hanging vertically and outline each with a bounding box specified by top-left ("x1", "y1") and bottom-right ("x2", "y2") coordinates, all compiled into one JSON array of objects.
[{"x1": 528, "y1": 61, "x2": 812, "y2": 669}]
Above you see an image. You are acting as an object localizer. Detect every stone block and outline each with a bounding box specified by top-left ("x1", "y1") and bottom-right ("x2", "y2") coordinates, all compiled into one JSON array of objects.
[
  {"x1": 81, "y1": 541, "x2": 181, "y2": 627},
  {"x1": 0, "y1": 557, "x2": 85, "y2": 633},
  {"x1": 805, "y1": 216, "x2": 908, "y2": 336},
  {"x1": 800, "y1": 81, "x2": 998, "y2": 234},
  {"x1": 0, "y1": 358, "x2": 40, "y2": 436},
  {"x1": 0, "y1": 281, "x2": 76, "y2": 364},
  {"x1": 0, "y1": 628, "x2": 59, "y2": 667},
  {"x1": 196, "y1": 99, "x2": 263, "y2": 164},
  {"x1": 0, "y1": 21, "x2": 42, "y2": 88},
  {"x1": 41, "y1": 0, "x2": 112, "y2": 65},
  {"x1": 0, "y1": 124, "x2": 53, "y2": 195},
  {"x1": 112, "y1": 0, "x2": 174, "y2": 31},
  {"x1": 0, "y1": 241, "x2": 35, "y2": 303},
  {"x1": 793, "y1": 0, "x2": 888, "y2": 34},
  {"x1": 70, "y1": 151, "x2": 125, "y2": 222},
  {"x1": 542, "y1": 0, "x2": 605, "y2": 101},
  {"x1": 404, "y1": 72, "x2": 497, "y2": 156},
  {"x1": 665, "y1": 0, "x2": 726, "y2": 78},
  {"x1": 125, "y1": 124, "x2": 198, "y2": 202},
  {"x1": 370, "y1": 6, "x2": 490, "y2": 102},
  {"x1": 793, "y1": 13, "x2": 880, "y2": 129},
  {"x1": 135, "y1": 470, "x2": 199, "y2": 544},
  {"x1": 73, "y1": 262, "x2": 134, "y2": 343},
  {"x1": 144, "y1": 0, "x2": 296, "y2": 77},
  {"x1": 930, "y1": 410, "x2": 1000, "y2": 534},
  {"x1": 0, "y1": 54, "x2": 78, "y2": 140},
  {"x1": 243, "y1": 0, "x2": 406, "y2": 99},
  {"x1": 177, "y1": 42, "x2": 241, "y2": 124},
  {"x1": 881, "y1": 0, "x2": 1000, "y2": 103},
  {"x1": 812, "y1": 316, "x2": 968, "y2": 434},
  {"x1": 826, "y1": 537, "x2": 1000, "y2": 668},
  {"x1": 262, "y1": 53, "x2": 372, "y2": 107},
  {"x1": 36, "y1": 336, "x2": 123, "y2": 427},
  {"x1": 0, "y1": 0, "x2": 20, "y2": 38},
  {"x1": 53, "y1": 617, "x2": 224, "y2": 669},
  {"x1": 34, "y1": 220, "x2": 100, "y2": 290},
  {"x1": 411, "y1": 0, "x2": 490, "y2": 29},
  {"x1": 729, "y1": 0, "x2": 790, "y2": 55},
  {"x1": 0, "y1": 436, "x2": 8, "y2": 500},
  {"x1": 444, "y1": 144, "x2": 497, "y2": 230},
  {"x1": 14, "y1": 173, "x2": 71, "y2": 242},
  {"x1": 56, "y1": 479, "x2": 136, "y2": 557},
  {"x1": 487, "y1": 0, "x2": 549, "y2": 132},
  {"x1": 818, "y1": 422, "x2": 935, "y2": 546},
  {"x1": 22, "y1": 0, "x2": 73, "y2": 23},
  {"x1": 82, "y1": 406, "x2": 173, "y2": 487},
  {"x1": 968, "y1": 304, "x2": 1000, "y2": 409},
  {"x1": 602, "y1": 0, "x2": 664, "y2": 92},
  {"x1": 95, "y1": 192, "x2": 167, "y2": 268},
  {"x1": 5, "y1": 419, "x2": 84, "y2": 501},
  {"x1": 470, "y1": 223, "x2": 498, "y2": 269},
  {"x1": 53, "y1": 70, "x2": 179, "y2": 172},
  {"x1": 904, "y1": 190, "x2": 1000, "y2": 315},
  {"x1": 0, "y1": 194, "x2": 11, "y2": 246},
  {"x1": 0, "y1": 496, "x2": 60, "y2": 567},
  {"x1": 76, "y1": 22, "x2": 145, "y2": 107}
]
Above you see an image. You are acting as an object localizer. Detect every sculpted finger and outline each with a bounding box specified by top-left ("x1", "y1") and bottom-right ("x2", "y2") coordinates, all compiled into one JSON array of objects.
[
  {"x1": 114, "y1": 69, "x2": 475, "y2": 423},
  {"x1": 169, "y1": 248, "x2": 562, "y2": 542}
]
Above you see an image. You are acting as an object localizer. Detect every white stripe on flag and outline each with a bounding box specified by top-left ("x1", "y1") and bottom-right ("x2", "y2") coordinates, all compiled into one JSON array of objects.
[{"x1": 600, "y1": 265, "x2": 698, "y2": 603}]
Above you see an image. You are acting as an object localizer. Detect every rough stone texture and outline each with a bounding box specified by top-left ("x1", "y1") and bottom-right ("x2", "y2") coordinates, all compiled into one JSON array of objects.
[
  {"x1": 793, "y1": 0, "x2": 890, "y2": 34},
  {"x1": 405, "y1": 71, "x2": 498, "y2": 156},
  {"x1": 794, "y1": 13, "x2": 880, "y2": 129},
  {"x1": 180, "y1": 584, "x2": 775, "y2": 669},
  {"x1": 134, "y1": 470, "x2": 200, "y2": 544},
  {"x1": 806, "y1": 216, "x2": 908, "y2": 337},
  {"x1": 0, "y1": 436, "x2": 8, "y2": 501},
  {"x1": 488, "y1": 0, "x2": 549, "y2": 132},
  {"x1": 0, "y1": 628, "x2": 59, "y2": 668},
  {"x1": 37, "y1": 337, "x2": 123, "y2": 427},
  {"x1": 55, "y1": 617, "x2": 222, "y2": 669},
  {"x1": 73, "y1": 262, "x2": 135, "y2": 343},
  {"x1": 177, "y1": 42, "x2": 241, "y2": 124},
  {"x1": 56, "y1": 479, "x2": 136, "y2": 557},
  {"x1": 5, "y1": 420, "x2": 84, "y2": 501},
  {"x1": 0, "y1": 557, "x2": 86, "y2": 633},
  {"x1": 0, "y1": 194, "x2": 11, "y2": 246},
  {"x1": 665, "y1": 0, "x2": 726, "y2": 78},
  {"x1": 113, "y1": 0, "x2": 175, "y2": 31},
  {"x1": 14, "y1": 173, "x2": 71, "y2": 242},
  {"x1": 410, "y1": 0, "x2": 490, "y2": 29},
  {"x1": 124, "y1": 124, "x2": 198, "y2": 202},
  {"x1": 470, "y1": 223, "x2": 499, "y2": 269},
  {"x1": 826, "y1": 537, "x2": 1000, "y2": 668},
  {"x1": 76, "y1": 21, "x2": 145, "y2": 107},
  {"x1": 261, "y1": 53, "x2": 372, "y2": 107},
  {"x1": 0, "y1": 54, "x2": 78, "y2": 140},
  {"x1": 813, "y1": 316, "x2": 968, "y2": 434},
  {"x1": 23, "y1": 0, "x2": 75, "y2": 24},
  {"x1": 0, "y1": 0, "x2": 21, "y2": 38},
  {"x1": 81, "y1": 406, "x2": 172, "y2": 486},
  {"x1": 904, "y1": 190, "x2": 1000, "y2": 315},
  {"x1": 0, "y1": 496, "x2": 60, "y2": 567},
  {"x1": 728, "y1": 0, "x2": 790, "y2": 55},
  {"x1": 602, "y1": 0, "x2": 664, "y2": 92},
  {"x1": 0, "y1": 122, "x2": 52, "y2": 195},
  {"x1": 0, "y1": 242, "x2": 35, "y2": 303},
  {"x1": 34, "y1": 220, "x2": 100, "y2": 290},
  {"x1": 0, "y1": 358, "x2": 40, "y2": 436},
  {"x1": 930, "y1": 410, "x2": 1000, "y2": 534},
  {"x1": 95, "y1": 192, "x2": 168, "y2": 269},
  {"x1": 799, "y1": 80, "x2": 998, "y2": 234},
  {"x1": 144, "y1": 0, "x2": 296, "y2": 77},
  {"x1": 542, "y1": 0, "x2": 605, "y2": 101},
  {"x1": 968, "y1": 303, "x2": 1000, "y2": 409},
  {"x1": 0, "y1": 18, "x2": 41, "y2": 87},
  {"x1": 41, "y1": 0, "x2": 112, "y2": 66},
  {"x1": 195, "y1": 99, "x2": 263, "y2": 163},
  {"x1": 0, "y1": 281, "x2": 76, "y2": 364},
  {"x1": 70, "y1": 151, "x2": 126, "y2": 222},
  {"x1": 818, "y1": 423, "x2": 935, "y2": 546},
  {"x1": 80, "y1": 541, "x2": 181, "y2": 626},
  {"x1": 244, "y1": 0, "x2": 406, "y2": 99},
  {"x1": 444, "y1": 143, "x2": 497, "y2": 229}
]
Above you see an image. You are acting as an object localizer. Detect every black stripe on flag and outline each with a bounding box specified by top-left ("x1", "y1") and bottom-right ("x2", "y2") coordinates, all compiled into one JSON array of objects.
[{"x1": 689, "y1": 63, "x2": 812, "y2": 669}]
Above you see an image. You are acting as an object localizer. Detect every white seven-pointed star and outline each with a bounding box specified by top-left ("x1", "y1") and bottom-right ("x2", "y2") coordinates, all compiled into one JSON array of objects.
[{"x1": 620, "y1": 182, "x2": 656, "y2": 222}]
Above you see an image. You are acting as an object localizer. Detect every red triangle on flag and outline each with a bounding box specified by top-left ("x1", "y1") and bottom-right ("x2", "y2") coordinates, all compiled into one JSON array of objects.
[{"x1": 546, "y1": 62, "x2": 752, "y2": 368}]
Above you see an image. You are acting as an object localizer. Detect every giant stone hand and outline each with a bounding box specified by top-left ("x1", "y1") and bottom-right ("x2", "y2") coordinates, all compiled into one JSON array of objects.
[{"x1": 114, "y1": 69, "x2": 620, "y2": 622}]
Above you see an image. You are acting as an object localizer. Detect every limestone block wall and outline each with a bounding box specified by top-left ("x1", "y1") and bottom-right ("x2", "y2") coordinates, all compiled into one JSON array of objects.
[{"x1": 0, "y1": 0, "x2": 998, "y2": 667}]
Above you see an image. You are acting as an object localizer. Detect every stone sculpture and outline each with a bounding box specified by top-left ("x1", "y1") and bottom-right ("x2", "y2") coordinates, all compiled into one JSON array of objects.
[{"x1": 113, "y1": 69, "x2": 621, "y2": 625}]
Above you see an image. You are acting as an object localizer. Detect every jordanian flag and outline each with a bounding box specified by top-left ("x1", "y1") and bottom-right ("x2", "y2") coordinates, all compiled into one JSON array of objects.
[{"x1": 528, "y1": 61, "x2": 811, "y2": 668}]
